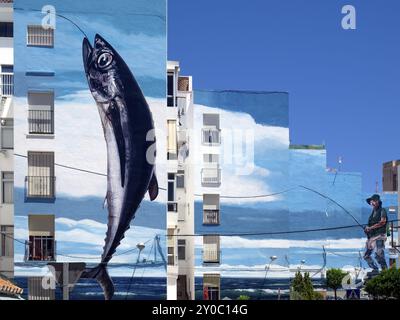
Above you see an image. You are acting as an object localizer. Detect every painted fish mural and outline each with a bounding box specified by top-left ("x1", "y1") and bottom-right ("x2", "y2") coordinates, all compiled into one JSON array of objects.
[{"x1": 81, "y1": 34, "x2": 159, "y2": 300}]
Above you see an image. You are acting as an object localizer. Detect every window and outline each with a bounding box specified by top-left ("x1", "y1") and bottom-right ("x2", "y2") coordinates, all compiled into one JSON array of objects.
[
  {"x1": 167, "y1": 72, "x2": 175, "y2": 107},
  {"x1": 0, "y1": 22, "x2": 13, "y2": 38},
  {"x1": 176, "y1": 174, "x2": 185, "y2": 189},
  {"x1": 26, "y1": 152, "x2": 55, "y2": 199},
  {"x1": 0, "y1": 65, "x2": 14, "y2": 96},
  {"x1": 204, "y1": 154, "x2": 219, "y2": 164},
  {"x1": 203, "y1": 274, "x2": 220, "y2": 300},
  {"x1": 178, "y1": 239, "x2": 186, "y2": 260},
  {"x1": 203, "y1": 194, "x2": 220, "y2": 225},
  {"x1": 2, "y1": 172, "x2": 13, "y2": 204},
  {"x1": 27, "y1": 215, "x2": 55, "y2": 261},
  {"x1": 167, "y1": 202, "x2": 177, "y2": 212},
  {"x1": 1, "y1": 119, "x2": 13, "y2": 149},
  {"x1": 167, "y1": 172, "x2": 175, "y2": 202},
  {"x1": 1, "y1": 65, "x2": 13, "y2": 73},
  {"x1": 202, "y1": 114, "x2": 221, "y2": 145},
  {"x1": 167, "y1": 120, "x2": 177, "y2": 160},
  {"x1": 0, "y1": 226, "x2": 13, "y2": 257},
  {"x1": 167, "y1": 228, "x2": 175, "y2": 266},
  {"x1": 27, "y1": 25, "x2": 54, "y2": 47},
  {"x1": 28, "y1": 91, "x2": 55, "y2": 135},
  {"x1": 28, "y1": 236, "x2": 55, "y2": 261}
]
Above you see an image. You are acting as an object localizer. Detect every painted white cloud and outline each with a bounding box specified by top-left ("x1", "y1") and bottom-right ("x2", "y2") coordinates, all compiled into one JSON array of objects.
[
  {"x1": 14, "y1": 91, "x2": 294, "y2": 205},
  {"x1": 193, "y1": 236, "x2": 370, "y2": 250}
]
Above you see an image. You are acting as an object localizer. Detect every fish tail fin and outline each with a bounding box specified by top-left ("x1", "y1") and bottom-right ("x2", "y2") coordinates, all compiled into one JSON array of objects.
[{"x1": 81, "y1": 264, "x2": 114, "y2": 300}]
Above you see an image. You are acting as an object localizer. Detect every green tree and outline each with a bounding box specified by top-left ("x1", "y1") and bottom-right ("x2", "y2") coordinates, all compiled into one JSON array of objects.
[
  {"x1": 326, "y1": 268, "x2": 348, "y2": 300},
  {"x1": 237, "y1": 295, "x2": 250, "y2": 300},
  {"x1": 290, "y1": 271, "x2": 323, "y2": 300},
  {"x1": 365, "y1": 268, "x2": 400, "y2": 300}
]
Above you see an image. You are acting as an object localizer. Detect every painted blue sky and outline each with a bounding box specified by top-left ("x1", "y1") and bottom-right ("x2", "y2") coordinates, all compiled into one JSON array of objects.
[
  {"x1": 168, "y1": 0, "x2": 400, "y2": 192},
  {"x1": 14, "y1": 0, "x2": 166, "y2": 98}
]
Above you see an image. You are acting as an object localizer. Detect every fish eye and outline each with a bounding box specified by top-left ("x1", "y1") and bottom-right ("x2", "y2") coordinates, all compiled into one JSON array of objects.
[{"x1": 97, "y1": 52, "x2": 114, "y2": 69}]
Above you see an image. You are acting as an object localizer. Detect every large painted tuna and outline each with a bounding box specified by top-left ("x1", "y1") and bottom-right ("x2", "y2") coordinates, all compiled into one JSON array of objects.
[{"x1": 81, "y1": 34, "x2": 159, "y2": 300}]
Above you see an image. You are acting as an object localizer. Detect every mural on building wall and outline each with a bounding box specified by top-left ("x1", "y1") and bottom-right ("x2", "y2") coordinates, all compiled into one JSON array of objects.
[
  {"x1": 81, "y1": 34, "x2": 159, "y2": 300},
  {"x1": 13, "y1": 0, "x2": 167, "y2": 300},
  {"x1": 192, "y1": 90, "x2": 368, "y2": 299},
  {"x1": 193, "y1": 90, "x2": 291, "y2": 296}
]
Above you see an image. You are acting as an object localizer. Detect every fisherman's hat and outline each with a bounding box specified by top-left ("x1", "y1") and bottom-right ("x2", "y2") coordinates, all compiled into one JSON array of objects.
[{"x1": 366, "y1": 194, "x2": 381, "y2": 205}]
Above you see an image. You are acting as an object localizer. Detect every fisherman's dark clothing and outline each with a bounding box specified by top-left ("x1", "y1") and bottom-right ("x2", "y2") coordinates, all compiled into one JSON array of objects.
[{"x1": 364, "y1": 206, "x2": 388, "y2": 271}]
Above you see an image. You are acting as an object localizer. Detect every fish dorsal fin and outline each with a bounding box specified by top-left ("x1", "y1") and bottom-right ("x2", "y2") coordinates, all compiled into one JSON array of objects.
[{"x1": 148, "y1": 173, "x2": 159, "y2": 201}]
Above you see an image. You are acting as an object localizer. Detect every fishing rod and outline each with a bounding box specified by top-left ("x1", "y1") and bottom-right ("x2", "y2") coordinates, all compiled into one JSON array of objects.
[{"x1": 299, "y1": 185, "x2": 365, "y2": 230}]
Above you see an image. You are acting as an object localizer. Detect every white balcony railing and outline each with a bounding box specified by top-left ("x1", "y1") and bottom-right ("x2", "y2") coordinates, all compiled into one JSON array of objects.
[
  {"x1": 0, "y1": 73, "x2": 13, "y2": 96},
  {"x1": 201, "y1": 168, "x2": 221, "y2": 187}
]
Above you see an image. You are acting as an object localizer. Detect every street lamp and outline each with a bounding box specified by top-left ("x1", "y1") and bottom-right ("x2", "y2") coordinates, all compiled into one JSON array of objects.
[
  {"x1": 125, "y1": 242, "x2": 146, "y2": 300},
  {"x1": 259, "y1": 256, "x2": 278, "y2": 300},
  {"x1": 299, "y1": 259, "x2": 306, "y2": 272},
  {"x1": 136, "y1": 242, "x2": 145, "y2": 263}
]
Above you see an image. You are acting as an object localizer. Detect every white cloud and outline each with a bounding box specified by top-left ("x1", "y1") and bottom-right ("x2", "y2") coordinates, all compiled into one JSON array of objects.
[
  {"x1": 14, "y1": 91, "x2": 292, "y2": 205},
  {"x1": 196, "y1": 236, "x2": 369, "y2": 250}
]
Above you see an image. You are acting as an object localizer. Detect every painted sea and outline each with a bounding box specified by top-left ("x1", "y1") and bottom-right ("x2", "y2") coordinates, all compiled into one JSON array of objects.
[{"x1": 13, "y1": 277, "x2": 326, "y2": 300}]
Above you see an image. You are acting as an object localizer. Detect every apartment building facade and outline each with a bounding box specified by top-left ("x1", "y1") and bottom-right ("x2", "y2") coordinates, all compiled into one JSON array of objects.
[
  {"x1": 381, "y1": 160, "x2": 400, "y2": 266},
  {"x1": 194, "y1": 90, "x2": 290, "y2": 300},
  {"x1": 0, "y1": 0, "x2": 14, "y2": 279},
  {"x1": 199, "y1": 111, "x2": 222, "y2": 300},
  {"x1": 166, "y1": 61, "x2": 195, "y2": 300},
  {"x1": 382, "y1": 160, "x2": 400, "y2": 193}
]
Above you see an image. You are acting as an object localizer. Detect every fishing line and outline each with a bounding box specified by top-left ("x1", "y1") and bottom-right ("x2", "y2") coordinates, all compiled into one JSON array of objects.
[
  {"x1": 14, "y1": 7, "x2": 88, "y2": 39},
  {"x1": 299, "y1": 185, "x2": 365, "y2": 229}
]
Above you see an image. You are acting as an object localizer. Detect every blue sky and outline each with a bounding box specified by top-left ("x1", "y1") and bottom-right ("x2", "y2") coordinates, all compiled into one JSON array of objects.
[
  {"x1": 168, "y1": 0, "x2": 400, "y2": 192},
  {"x1": 14, "y1": 0, "x2": 166, "y2": 98}
]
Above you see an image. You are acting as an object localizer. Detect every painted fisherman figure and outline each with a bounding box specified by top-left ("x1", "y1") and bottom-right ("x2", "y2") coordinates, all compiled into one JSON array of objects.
[{"x1": 364, "y1": 194, "x2": 388, "y2": 275}]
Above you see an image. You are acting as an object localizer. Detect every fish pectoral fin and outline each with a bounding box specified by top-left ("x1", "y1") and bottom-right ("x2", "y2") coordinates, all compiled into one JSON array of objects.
[
  {"x1": 148, "y1": 173, "x2": 159, "y2": 201},
  {"x1": 103, "y1": 194, "x2": 108, "y2": 209}
]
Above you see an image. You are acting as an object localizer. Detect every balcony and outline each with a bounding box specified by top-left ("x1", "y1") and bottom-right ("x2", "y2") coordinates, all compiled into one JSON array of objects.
[
  {"x1": 24, "y1": 238, "x2": 56, "y2": 262},
  {"x1": 25, "y1": 176, "x2": 56, "y2": 200},
  {"x1": 202, "y1": 249, "x2": 221, "y2": 265},
  {"x1": 203, "y1": 209, "x2": 220, "y2": 225},
  {"x1": 28, "y1": 109, "x2": 54, "y2": 134},
  {"x1": 0, "y1": 73, "x2": 13, "y2": 96},
  {"x1": 203, "y1": 235, "x2": 221, "y2": 264},
  {"x1": 201, "y1": 168, "x2": 221, "y2": 187}
]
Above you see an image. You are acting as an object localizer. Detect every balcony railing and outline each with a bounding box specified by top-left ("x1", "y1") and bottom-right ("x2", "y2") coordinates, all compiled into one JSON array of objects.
[
  {"x1": 202, "y1": 128, "x2": 221, "y2": 146},
  {"x1": 202, "y1": 250, "x2": 221, "y2": 264},
  {"x1": 24, "y1": 239, "x2": 56, "y2": 262},
  {"x1": 201, "y1": 168, "x2": 221, "y2": 187},
  {"x1": 0, "y1": 73, "x2": 13, "y2": 96},
  {"x1": 25, "y1": 176, "x2": 56, "y2": 199},
  {"x1": 203, "y1": 209, "x2": 220, "y2": 225},
  {"x1": 27, "y1": 25, "x2": 54, "y2": 47},
  {"x1": 28, "y1": 109, "x2": 54, "y2": 134}
]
